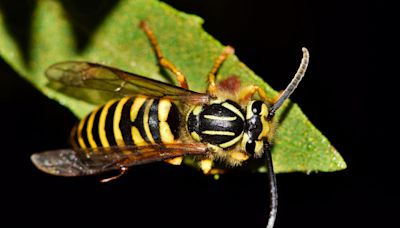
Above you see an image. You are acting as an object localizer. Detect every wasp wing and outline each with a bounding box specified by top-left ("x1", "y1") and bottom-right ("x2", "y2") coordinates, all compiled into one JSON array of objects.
[
  {"x1": 46, "y1": 61, "x2": 210, "y2": 105},
  {"x1": 31, "y1": 143, "x2": 210, "y2": 177}
]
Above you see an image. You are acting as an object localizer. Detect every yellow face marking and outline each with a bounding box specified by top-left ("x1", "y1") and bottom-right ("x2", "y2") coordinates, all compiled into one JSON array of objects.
[
  {"x1": 246, "y1": 101, "x2": 255, "y2": 119},
  {"x1": 86, "y1": 107, "x2": 100, "y2": 148},
  {"x1": 258, "y1": 118, "x2": 270, "y2": 140},
  {"x1": 219, "y1": 132, "x2": 243, "y2": 148},
  {"x1": 99, "y1": 100, "x2": 118, "y2": 147},
  {"x1": 160, "y1": 122, "x2": 175, "y2": 143},
  {"x1": 261, "y1": 103, "x2": 269, "y2": 116},
  {"x1": 254, "y1": 140, "x2": 264, "y2": 157},
  {"x1": 222, "y1": 102, "x2": 244, "y2": 120},
  {"x1": 258, "y1": 103, "x2": 270, "y2": 140},
  {"x1": 143, "y1": 99, "x2": 155, "y2": 144},
  {"x1": 113, "y1": 97, "x2": 130, "y2": 146},
  {"x1": 158, "y1": 99, "x2": 171, "y2": 122},
  {"x1": 201, "y1": 130, "x2": 235, "y2": 136},
  {"x1": 130, "y1": 96, "x2": 147, "y2": 122},
  {"x1": 204, "y1": 115, "x2": 237, "y2": 121},
  {"x1": 131, "y1": 126, "x2": 147, "y2": 146},
  {"x1": 190, "y1": 131, "x2": 201, "y2": 142},
  {"x1": 77, "y1": 116, "x2": 88, "y2": 149}
]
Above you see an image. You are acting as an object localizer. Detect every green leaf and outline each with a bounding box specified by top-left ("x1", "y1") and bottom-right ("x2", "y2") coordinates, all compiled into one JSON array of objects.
[{"x1": 0, "y1": 0, "x2": 346, "y2": 173}]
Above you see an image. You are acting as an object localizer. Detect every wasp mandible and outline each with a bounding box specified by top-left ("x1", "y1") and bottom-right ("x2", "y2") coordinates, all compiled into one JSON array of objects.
[{"x1": 31, "y1": 21, "x2": 309, "y2": 228}]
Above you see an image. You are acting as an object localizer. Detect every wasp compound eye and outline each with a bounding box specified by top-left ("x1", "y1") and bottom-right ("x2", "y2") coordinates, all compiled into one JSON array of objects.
[
  {"x1": 252, "y1": 100, "x2": 263, "y2": 115},
  {"x1": 33, "y1": 18, "x2": 310, "y2": 228},
  {"x1": 246, "y1": 140, "x2": 256, "y2": 154}
]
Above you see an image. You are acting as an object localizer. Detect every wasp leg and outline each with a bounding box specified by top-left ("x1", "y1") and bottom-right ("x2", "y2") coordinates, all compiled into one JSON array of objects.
[
  {"x1": 198, "y1": 158, "x2": 226, "y2": 176},
  {"x1": 199, "y1": 158, "x2": 213, "y2": 174},
  {"x1": 100, "y1": 165, "x2": 128, "y2": 183},
  {"x1": 164, "y1": 156, "x2": 183, "y2": 166},
  {"x1": 139, "y1": 21, "x2": 189, "y2": 89},
  {"x1": 207, "y1": 46, "x2": 235, "y2": 95},
  {"x1": 239, "y1": 85, "x2": 279, "y2": 104}
]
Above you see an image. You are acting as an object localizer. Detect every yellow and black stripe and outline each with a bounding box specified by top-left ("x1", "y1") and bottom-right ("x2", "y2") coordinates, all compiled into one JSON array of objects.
[
  {"x1": 187, "y1": 99, "x2": 245, "y2": 149},
  {"x1": 72, "y1": 96, "x2": 181, "y2": 152}
]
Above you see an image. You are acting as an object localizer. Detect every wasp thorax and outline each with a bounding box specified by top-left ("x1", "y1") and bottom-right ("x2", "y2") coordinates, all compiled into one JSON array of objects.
[
  {"x1": 186, "y1": 99, "x2": 245, "y2": 149},
  {"x1": 241, "y1": 100, "x2": 270, "y2": 157}
]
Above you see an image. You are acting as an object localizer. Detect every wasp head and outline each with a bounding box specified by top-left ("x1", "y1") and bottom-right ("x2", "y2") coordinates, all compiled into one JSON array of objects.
[{"x1": 241, "y1": 100, "x2": 271, "y2": 157}]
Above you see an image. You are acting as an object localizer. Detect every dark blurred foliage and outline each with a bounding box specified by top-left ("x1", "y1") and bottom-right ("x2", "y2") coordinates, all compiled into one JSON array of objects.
[{"x1": 0, "y1": 0, "x2": 395, "y2": 227}]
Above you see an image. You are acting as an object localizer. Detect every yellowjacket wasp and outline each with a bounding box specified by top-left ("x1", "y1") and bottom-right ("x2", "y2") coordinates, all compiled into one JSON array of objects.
[{"x1": 31, "y1": 21, "x2": 309, "y2": 228}]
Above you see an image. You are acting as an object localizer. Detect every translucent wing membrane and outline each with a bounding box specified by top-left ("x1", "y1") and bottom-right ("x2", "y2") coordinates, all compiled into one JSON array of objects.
[
  {"x1": 31, "y1": 144, "x2": 210, "y2": 177},
  {"x1": 46, "y1": 61, "x2": 210, "y2": 105}
]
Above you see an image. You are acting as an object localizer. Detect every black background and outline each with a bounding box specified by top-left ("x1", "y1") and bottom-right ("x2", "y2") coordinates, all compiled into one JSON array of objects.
[{"x1": 0, "y1": 0, "x2": 394, "y2": 227}]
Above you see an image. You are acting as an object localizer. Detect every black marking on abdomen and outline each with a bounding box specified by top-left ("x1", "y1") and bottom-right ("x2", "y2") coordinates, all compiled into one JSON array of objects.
[
  {"x1": 92, "y1": 106, "x2": 104, "y2": 147},
  {"x1": 134, "y1": 99, "x2": 151, "y2": 143},
  {"x1": 81, "y1": 116, "x2": 90, "y2": 148},
  {"x1": 148, "y1": 99, "x2": 161, "y2": 143},
  {"x1": 120, "y1": 98, "x2": 134, "y2": 145},
  {"x1": 72, "y1": 125, "x2": 80, "y2": 149},
  {"x1": 105, "y1": 101, "x2": 118, "y2": 146},
  {"x1": 168, "y1": 103, "x2": 181, "y2": 139}
]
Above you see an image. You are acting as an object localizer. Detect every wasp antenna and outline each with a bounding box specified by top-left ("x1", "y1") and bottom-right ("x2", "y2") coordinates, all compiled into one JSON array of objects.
[
  {"x1": 264, "y1": 141, "x2": 278, "y2": 228},
  {"x1": 269, "y1": 47, "x2": 309, "y2": 117}
]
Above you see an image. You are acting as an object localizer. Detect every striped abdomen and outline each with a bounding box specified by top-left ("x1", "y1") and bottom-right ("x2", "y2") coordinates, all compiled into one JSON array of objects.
[{"x1": 72, "y1": 96, "x2": 181, "y2": 151}]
